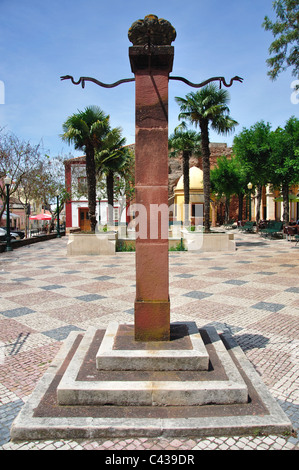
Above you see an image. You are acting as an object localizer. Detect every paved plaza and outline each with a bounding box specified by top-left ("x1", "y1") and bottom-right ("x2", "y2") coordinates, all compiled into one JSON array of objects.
[{"x1": 0, "y1": 230, "x2": 298, "y2": 450}]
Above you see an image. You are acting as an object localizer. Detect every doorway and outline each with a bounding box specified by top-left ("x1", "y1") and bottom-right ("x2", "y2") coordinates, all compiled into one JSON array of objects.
[{"x1": 79, "y1": 208, "x2": 90, "y2": 231}]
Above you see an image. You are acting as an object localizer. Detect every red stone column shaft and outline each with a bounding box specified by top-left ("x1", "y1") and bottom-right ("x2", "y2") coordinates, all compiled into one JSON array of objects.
[{"x1": 130, "y1": 47, "x2": 173, "y2": 341}]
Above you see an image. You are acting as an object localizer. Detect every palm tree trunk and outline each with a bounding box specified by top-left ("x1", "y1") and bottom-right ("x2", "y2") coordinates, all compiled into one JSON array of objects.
[
  {"x1": 106, "y1": 170, "x2": 114, "y2": 225},
  {"x1": 85, "y1": 146, "x2": 97, "y2": 232},
  {"x1": 182, "y1": 151, "x2": 190, "y2": 226},
  {"x1": 199, "y1": 119, "x2": 211, "y2": 232}
]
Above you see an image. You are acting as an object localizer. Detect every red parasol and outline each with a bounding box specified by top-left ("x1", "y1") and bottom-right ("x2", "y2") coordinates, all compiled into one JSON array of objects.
[{"x1": 29, "y1": 213, "x2": 52, "y2": 220}]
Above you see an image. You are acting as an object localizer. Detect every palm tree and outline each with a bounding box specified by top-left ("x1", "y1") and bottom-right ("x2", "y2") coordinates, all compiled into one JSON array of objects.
[
  {"x1": 61, "y1": 106, "x2": 110, "y2": 232},
  {"x1": 168, "y1": 123, "x2": 201, "y2": 225},
  {"x1": 175, "y1": 84, "x2": 238, "y2": 232},
  {"x1": 96, "y1": 127, "x2": 132, "y2": 225}
]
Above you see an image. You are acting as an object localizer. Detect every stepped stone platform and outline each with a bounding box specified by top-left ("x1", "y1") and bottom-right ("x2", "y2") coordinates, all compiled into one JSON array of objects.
[
  {"x1": 57, "y1": 322, "x2": 247, "y2": 407},
  {"x1": 10, "y1": 321, "x2": 292, "y2": 441}
]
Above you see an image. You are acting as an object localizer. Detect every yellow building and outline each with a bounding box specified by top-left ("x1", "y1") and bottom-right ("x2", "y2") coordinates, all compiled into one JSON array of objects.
[
  {"x1": 174, "y1": 166, "x2": 211, "y2": 225},
  {"x1": 250, "y1": 184, "x2": 299, "y2": 222},
  {"x1": 174, "y1": 167, "x2": 299, "y2": 226}
]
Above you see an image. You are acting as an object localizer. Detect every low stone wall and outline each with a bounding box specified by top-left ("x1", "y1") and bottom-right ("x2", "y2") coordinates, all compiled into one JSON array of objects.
[
  {"x1": 67, "y1": 232, "x2": 117, "y2": 256},
  {"x1": 183, "y1": 231, "x2": 235, "y2": 252},
  {"x1": 64, "y1": 231, "x2": 235, "y2": 256},
  {"x1": 0, "y1": 232, "x2": 65, "y2": 253}
]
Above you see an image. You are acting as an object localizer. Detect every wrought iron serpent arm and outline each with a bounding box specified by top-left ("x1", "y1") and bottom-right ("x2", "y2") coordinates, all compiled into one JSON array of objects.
[
  {"x1": 60, "y1": 75, "x2": 135, "y2": 88},
  {"x1": 169, "y1": 75, "x2": 243, "y2": 88},
  {"x1": 60, "y1": 74, "x2": 243, "y2": 89}
]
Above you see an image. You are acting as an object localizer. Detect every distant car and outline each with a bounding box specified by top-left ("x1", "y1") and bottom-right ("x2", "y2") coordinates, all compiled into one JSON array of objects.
[
  {"x1": 0, "y1": 227, "x2": 25, "y2": 239},
  {"x1": 0, "y1": 227, "x2": 21, "y2": 241}
]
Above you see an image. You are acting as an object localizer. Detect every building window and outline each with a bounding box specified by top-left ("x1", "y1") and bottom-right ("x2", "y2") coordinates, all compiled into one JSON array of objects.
[{"x1": 78, "y1": 177, "x2": 88, "y2": 196}]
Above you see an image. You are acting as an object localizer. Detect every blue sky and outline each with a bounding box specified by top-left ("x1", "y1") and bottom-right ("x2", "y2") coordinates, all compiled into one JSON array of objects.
[{"x1": 0, "y1": 0, "x2": 298, "y2": 159}]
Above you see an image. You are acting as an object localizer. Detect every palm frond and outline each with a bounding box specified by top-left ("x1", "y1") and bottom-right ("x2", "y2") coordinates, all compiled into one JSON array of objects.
[
  {"x1": 211, "y1": 115, "x2": 238, "y2": 135},
  {"x1": 175, "y1": 84, "x2": 237, "y2": 133}
]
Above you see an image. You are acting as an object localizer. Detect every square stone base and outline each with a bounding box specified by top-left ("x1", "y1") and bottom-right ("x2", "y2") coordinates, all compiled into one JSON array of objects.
[{"x1": 10, "y1": 323, "x2": 293, "y2": 441}]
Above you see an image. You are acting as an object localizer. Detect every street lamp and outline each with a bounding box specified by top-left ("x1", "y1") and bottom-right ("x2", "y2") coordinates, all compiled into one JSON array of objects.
[
  {"x1": 247, "y1": 182, "x2": 253, "y2": 222},
  {"x1": 4, "y1": 175, "x2": 12, "y2": 251},
  {"x1": 56, "y1": 192, "x2": 61, "y2": 238}
]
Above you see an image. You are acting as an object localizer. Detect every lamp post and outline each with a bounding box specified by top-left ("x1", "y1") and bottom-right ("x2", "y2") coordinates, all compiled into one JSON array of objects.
[
  {"x1": 248, "y1": 182, "x2": 253, "y2": 222},
  {"x1": 4, "y1": 175, "x2": 12, "y2": 252},
  {"x1": 56, "y1": 192, "x2": 61, "y2": 238}
]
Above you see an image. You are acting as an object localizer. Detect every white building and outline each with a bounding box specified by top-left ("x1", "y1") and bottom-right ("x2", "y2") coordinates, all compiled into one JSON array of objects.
[{"x1": 64, "y1": 156, "x2": 128, "y2": 231}]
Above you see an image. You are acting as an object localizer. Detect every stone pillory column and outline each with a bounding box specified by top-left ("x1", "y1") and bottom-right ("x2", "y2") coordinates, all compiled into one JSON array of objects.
[{"x1": 128, "y1": 15, "x2": 176, "y2": 341}]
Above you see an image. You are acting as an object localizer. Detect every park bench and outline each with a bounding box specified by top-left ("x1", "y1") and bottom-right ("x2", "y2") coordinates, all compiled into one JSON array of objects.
[
  {"x1": 260, "y1": 221, "x2": 283, "y2": 238},
  {"x1": 239, "y1": 221, "x2": 254, "y2": 232}
]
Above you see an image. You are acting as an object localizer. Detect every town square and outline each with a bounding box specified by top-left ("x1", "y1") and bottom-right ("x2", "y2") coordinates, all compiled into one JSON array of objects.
[{"x1": 0, "y1": 0, "x2": 298, "y2": 454}]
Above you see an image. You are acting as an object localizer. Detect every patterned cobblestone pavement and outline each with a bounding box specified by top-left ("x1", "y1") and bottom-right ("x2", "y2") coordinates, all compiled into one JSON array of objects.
[{"x1": 0, "y1": 230, "x2": 298, "y2": 450}]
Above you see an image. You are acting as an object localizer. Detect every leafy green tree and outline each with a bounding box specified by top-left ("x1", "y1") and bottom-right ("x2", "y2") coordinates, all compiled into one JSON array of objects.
[
  {"x1": 269, "y1": 116, "x2": 299, "y2": 223},
  {"x1": 15, "y1": 156, "x2": 65, "y2": 236},
  {"x1": 168, "y1": 123, "x2": 201, "y2": 225},
  {"x1": 0, "y1": 129, "x2": 41, "y2": 223},
  {"x1": 175, "y1": 84, "x2": 238, "y2": 232},
  {"x1": 0, "y1": 129, "x2": 64, "y2": 235},
  {"x1": 233, "y1": 155, "x2": 254, "y2": 222},
  {"x1": 262, "y1": 0, "x2": 299, "y2": 80},
  {"x1": 210, "y1": 155, "x2": 248, "y2": 224},
  {"x1": 61, "y1": 106, "x2": 110, "y2": 232},
  {"x1": 233, "y1": 121, "x2": 272, "y2": 225}
]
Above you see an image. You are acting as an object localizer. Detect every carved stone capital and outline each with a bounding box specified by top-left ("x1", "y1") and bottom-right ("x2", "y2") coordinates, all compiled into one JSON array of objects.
[{"x1": 128, "y1": 14, "x2": 176, "y2": 46}]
